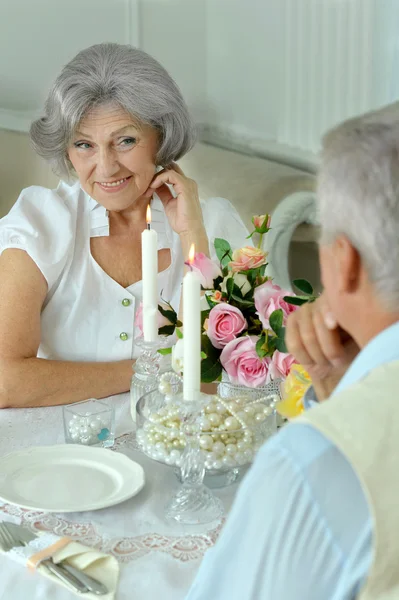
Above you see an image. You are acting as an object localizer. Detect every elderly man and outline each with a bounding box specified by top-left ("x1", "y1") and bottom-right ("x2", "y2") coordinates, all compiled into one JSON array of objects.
[{"x1": 186, "y1": 111, "x2": 399, "y2": 599}]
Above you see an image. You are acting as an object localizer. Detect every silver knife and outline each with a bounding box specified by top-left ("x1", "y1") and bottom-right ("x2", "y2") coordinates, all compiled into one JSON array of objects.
[{"x1": 5, "y1": 523, "x2": 109, "y2": 596}]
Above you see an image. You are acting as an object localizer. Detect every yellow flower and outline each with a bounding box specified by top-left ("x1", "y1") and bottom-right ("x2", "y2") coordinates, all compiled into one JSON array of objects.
[{"x1": 277, "y1": 365, "x2": 311, "y2": 419}]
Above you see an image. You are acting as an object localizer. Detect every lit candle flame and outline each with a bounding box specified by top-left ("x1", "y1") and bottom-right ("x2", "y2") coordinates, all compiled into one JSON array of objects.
[
  {"x1": 146, "y1": 205, "x2": 152, "y2": 227},
  {"x1": 188, "y1": 243, "x2": 195, "y2": 266}
]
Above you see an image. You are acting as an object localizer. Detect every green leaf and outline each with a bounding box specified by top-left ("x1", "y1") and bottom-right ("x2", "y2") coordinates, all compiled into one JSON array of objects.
[
  {"x1": 201, "y1": 351, "x2": 207, "y2": 359},
  {"x1": 275, "y1": 336, "x2": 288, "y2": 353},
  {"x1": 158, "y1": 324, "x2": 175, "y2": 336},
  {"x1": 158, "y1": 347, "x2": 172, "y2": 355},
  {"x1": 213, "y1": 275, "x2": 223, "y2": 290},
  {"x1": 256, "y1": 335, "x2": 267, "y2": 358},
  {"x1": 226, "y1": 276, "x2": 235, "y2": 299},
  {"x1": 176, "y1": 328, "x2": 183, "y2": 339},
  {"x1": 201, "y1": 334, "x2": 221, "y2": 360},
  {"x1": 214, "y1": 238, "x2": 232, "y2": 267},
  {"x1": 201, "y1": 357, "x2": 223, "y2": 383},
  {"x1": 274, "y1": 326, "x2": 288, "y2": 353},
  {"x1": 205, "y1": 294, "x2": 218, "y2": 309},
  {"x1": 232, "y1": 283, "x2": 243, "y2": 299},
  {"x1": 292, "y1": 279, "x2": 314, "y2": 295},
  {"x1": 231, "y1": 296, "x2": 254, "y2": 308},
  {"x1": 269, "y1": 309, "x2": 284, "y2": 334},
  {"x1": 283, "y1": 295, "x2": 309, "y2": 306}
]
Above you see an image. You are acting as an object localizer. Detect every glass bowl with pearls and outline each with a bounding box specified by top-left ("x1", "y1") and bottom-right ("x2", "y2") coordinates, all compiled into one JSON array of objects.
[
  {"x1": 136, "y1": 375, "x2": 281, "y2": 488},
  {"x1": 63, "y1": 399, "x2": 115, "y2": 448}
]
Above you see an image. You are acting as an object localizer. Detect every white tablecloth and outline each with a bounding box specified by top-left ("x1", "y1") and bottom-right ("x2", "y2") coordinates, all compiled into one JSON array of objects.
[{"x1": 0, "y1": 395, "x2": 240, "y2": 600}]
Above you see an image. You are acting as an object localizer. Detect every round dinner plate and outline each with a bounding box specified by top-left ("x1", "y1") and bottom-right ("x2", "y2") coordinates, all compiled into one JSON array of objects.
[{"x1": 0, "y1": 445, "x2": 145, "y2": 512}]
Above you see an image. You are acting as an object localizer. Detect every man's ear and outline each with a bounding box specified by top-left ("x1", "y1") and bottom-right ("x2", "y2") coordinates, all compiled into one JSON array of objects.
[{"x1": 333, "y1": 235, "x2": 361, "y2": 294}]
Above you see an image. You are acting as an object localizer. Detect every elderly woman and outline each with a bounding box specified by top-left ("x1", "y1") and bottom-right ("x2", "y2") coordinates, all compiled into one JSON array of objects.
[{"x1": 0, "y1": 43, "x2": 248, "y2": 419}]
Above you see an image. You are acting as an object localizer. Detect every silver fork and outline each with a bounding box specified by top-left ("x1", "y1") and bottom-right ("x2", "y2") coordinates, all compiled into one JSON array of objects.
[{"x1": 0, "y1": 522, "x2": 89, "y2": 593}]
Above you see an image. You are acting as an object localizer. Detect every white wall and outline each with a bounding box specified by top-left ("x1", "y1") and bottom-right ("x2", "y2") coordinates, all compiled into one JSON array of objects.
[{"x1": 0, "y1": 0, "x2": 398, "y2": 166}]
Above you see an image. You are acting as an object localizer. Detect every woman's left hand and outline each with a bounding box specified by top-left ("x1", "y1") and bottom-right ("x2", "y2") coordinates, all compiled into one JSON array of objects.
[{"x1": 145, "y1": 163, "x2": 205, "y2": 236}]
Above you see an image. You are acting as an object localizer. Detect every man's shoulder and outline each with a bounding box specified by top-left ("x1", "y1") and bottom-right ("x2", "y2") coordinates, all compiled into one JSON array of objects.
[{"x1": 256, "y1": 421, "x2": 338, "y2": 473}]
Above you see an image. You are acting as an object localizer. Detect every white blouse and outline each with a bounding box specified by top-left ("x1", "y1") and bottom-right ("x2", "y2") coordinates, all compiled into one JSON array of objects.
[{"x1": 0, "y1": 180, "x2": 249, "y2": 363}]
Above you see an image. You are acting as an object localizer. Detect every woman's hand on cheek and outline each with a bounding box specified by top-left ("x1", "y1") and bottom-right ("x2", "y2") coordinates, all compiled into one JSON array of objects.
[{"x1": 147, "y1": 163, "x2": 205, "y2": 236}]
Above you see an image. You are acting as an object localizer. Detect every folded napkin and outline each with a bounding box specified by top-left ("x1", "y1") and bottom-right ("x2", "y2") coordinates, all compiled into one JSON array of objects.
[{"x1": 2, "y1": 529, "x2": 119, "y2": 599}]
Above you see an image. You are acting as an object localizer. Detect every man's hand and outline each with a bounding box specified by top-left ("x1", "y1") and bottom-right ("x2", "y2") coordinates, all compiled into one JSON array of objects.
[{"x1": 285, "y1": 294, "x2": 359, "y2": 400}]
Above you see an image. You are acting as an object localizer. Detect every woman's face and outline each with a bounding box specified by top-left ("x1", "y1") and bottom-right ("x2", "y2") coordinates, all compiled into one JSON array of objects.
[{"x1": 67, "y1": 105, "x2": 159, "y2": 212}]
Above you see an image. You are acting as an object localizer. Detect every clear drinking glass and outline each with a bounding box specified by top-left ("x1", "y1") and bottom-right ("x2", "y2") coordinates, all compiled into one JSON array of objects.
[{"x1": 63, "y1": 399, "x2": 115, "y2": 448}]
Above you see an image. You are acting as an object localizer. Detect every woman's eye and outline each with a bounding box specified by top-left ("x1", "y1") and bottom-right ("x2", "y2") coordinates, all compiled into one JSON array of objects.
[
  {"x1": 74, "y1": 142, "x2": 92, "y2": 149},
  {"x1": 119, "y1": 137, "x2": 136, "y2": 147}
]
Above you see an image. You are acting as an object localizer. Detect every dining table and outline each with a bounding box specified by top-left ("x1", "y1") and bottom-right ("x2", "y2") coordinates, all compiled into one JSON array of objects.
[{"x1": 0, "y1": 393, "x2": 241, "y2": 600}]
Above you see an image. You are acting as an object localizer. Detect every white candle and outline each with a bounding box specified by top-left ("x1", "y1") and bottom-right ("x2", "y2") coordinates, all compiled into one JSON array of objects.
[
  {"x1": 142, "y1": 205, "x2": 158, "y2": 342},
  {"x1": 183, "y1": 244, "x2": 201, "y2": 401}
]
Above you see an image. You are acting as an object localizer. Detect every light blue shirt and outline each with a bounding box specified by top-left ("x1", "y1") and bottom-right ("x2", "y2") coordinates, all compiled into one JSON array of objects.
[{"x1": 186, "y1": 321, "x2": 399, "y2": 600}]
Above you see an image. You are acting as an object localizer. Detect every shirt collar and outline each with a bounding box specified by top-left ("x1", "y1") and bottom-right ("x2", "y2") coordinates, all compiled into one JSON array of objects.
[
  {"x1": 332, "y1": 320, "x2": 399, "y2": 396},
  {"x1": 87, "y1": 190, "x2": 173, "y2": 248}
]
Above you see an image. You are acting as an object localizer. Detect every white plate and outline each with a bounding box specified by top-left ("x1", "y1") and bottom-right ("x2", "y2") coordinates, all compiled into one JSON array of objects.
[{"x1": 0, "y1": 445, "x2": 145, "y2": 512}]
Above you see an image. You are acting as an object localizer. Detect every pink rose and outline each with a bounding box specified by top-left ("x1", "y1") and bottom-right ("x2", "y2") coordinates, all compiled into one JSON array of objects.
[
  {"x1": 252, "y1": 214, "x2": 271, "y2": 231},
  {"x1": 229, "y1": 246, "x2": 267, "y2": 272},
  {"x1": 185, "y1": 252, "x2": 222, "y2": 289},
  {"x1": 207, "y1": 304, "x2": 247, "y2": 349},
  {"x1": 135, "y1": 301, "x2": 175, "y2": 336},
  {"x1": 254, "y1": 280, "x2": 298, "y2": 329},
  {"x1": 268, "y1": 351, "x2": 297, "y2": 380},
  {"x1": 221, "y1": 336, "x2": 271, "y2": 387}
]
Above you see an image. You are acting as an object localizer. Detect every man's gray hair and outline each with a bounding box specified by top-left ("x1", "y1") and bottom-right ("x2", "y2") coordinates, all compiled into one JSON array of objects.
[
  {"x1": 318, "y1": 105, "x2": 399, "y2": 308},
  {"x1": 30, "y1": 43, "x2": 197, "y2": 179}
]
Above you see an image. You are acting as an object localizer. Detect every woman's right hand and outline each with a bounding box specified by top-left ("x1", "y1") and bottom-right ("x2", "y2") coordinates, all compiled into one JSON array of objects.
[{"x1": 285, "y1": 293, "x2": 360, "y2": 400}]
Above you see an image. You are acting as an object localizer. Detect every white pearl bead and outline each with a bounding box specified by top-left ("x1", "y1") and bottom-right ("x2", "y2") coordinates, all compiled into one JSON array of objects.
[
  {"x1": 263, "y1": 406, "x2": 273, "y2": 417},
  {"x1": 236, "y1": 441, "x2": 247, "y2": 451},
  {"x1": 209, "y1": 413, "x2": 221, "y2": 427},
  {"x1": 225, "y1": 417, "x2": 239, "y2": 431},
  {"x1": 216, "y1": 403, "x2": 227, "y2": 414},
  {"x1": 225, "y1": 444, "x2": 236, "y2": 456},
  {"x1": 235, "y1": 452, "x2": 246, "y2": 465},
  {"x1": 71, "y1": 431, "x2": 80, "y2": 441},
  {"x1": 200, "y1": 417, "x2": 211, "y2": 431},
  {"x1": 255, "y1": 413, "x2": 266, "y2": 422},
  {"x1": 213, "y1": 459, "x2": 223, "y2": 470},
  {"x1": 200, "y1": 435, "x2": 213, "y2": 450},
  {"x1": 243, "y1": 449, "x2": 253, "y2": 461},
  {"x1": 212, "y1": 441, "x2": 225, "y2": 456},
  {"x1": 244, "y1": 405, "x2": 256, "y2": 416}
]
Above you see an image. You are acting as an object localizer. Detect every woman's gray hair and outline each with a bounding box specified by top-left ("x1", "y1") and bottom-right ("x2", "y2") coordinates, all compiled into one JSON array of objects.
[
  {"x1": 318, "y1": 105, "x2": 399, "y2": 308},
  {"x1": 30, "y1": 43, "x2": 197, "y2": 179}
]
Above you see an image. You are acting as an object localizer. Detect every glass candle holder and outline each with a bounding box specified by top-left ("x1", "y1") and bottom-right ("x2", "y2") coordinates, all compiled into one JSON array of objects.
[
  {"x1": 63, "y1": 399, "x2": 115, "y2": 448},
  {"x1": 130, "y1": 336, "x2": 171, "y2": 422}
]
